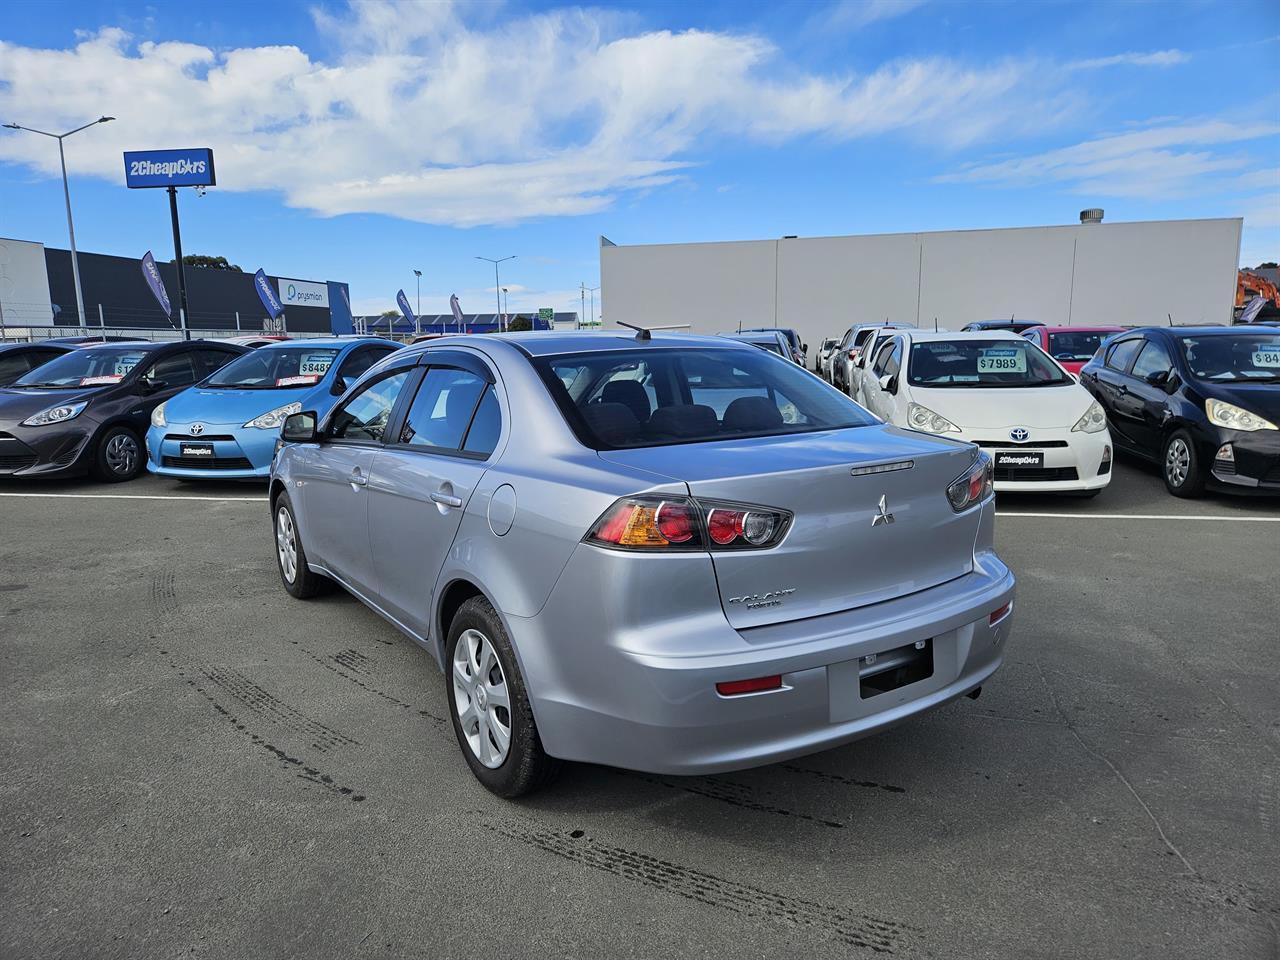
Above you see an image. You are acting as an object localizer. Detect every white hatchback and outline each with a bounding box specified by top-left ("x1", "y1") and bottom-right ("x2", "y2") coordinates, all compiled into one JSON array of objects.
[{"x1": 859, "y1": 330, "x2": 1112, "y2": 495}]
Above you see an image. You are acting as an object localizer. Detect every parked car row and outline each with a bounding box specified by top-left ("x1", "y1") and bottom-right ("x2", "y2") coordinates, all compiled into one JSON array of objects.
[
  {"x1": 819, "y1": 319, "x2": 1280, "y2": 497},
  {"x1": 0, "y1": 336, "x2": 399, "y2": 481}
]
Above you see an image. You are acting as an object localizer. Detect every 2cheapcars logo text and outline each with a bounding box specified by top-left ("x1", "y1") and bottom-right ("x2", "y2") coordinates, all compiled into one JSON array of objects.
[
  {"x1": 128, "y1": 159, "x2": 208, "y2": 179},
  {"x1": 999, "y1": 454, "x2": 1041, "y2": 466}
]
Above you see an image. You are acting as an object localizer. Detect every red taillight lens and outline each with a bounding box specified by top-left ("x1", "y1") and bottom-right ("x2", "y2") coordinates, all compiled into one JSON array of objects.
[
  {"x1": 655, "y1": 500, "x2": 696, "y2": 543},
  {"x1": 716, "y1": 675, "x2": 782, "y2": 696},
  {"x1": 989, "y1": 602, "x2": 1011, "y2": 624},
  {"x1": 848, "y1": 348, "x2": 860, "y2": 360},
  {"x1": 585, "y1": 497, "x2": 790, "y2": 552},
  {"x1": 947, "y1": 452, "x2": 994, "y2": 512},
  {"x1": 707, "y1": 508, "x2": 745, "y2": 545}
]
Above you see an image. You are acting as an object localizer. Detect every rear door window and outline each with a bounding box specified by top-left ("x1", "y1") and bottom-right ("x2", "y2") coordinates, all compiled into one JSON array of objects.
[
  {"x1": 145, "y1": 352, "x2": 198, "y2": 388},
  {"x1": 398, "y1": 368, "x2": 493, "y2": 454},
  {"x1": 1105, "y1": 339, "x2": 1142, "y2": 373}
]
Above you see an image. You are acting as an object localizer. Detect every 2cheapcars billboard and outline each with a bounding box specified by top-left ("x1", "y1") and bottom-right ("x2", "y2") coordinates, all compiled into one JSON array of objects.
[
  {"x1": 278, "y1": 278, "x2": 330, "y2": 309},
  {"x1": 123, "y1": 148, "x2": 216, "y2": 188}
]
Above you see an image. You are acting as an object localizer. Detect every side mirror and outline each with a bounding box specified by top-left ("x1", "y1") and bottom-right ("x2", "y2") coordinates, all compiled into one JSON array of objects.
[
  {"x1": 140, "y1": 378, "x2": 168, "y2": 394},
  {"x1": 331, "y1": 376, "x2": 350, "y2": 395},
  {"x1": 802, "y1": 342, "x2": 809, "y2": 352},
  {"x1": 281, "y1": 410, "x2": 319, "y2": 443},
  {"x1": 878, "y1": 374, "x2": 897, "y2": 394},
  {"x1": 1144, "y1": 369, "x2": 1169, "y2": 387}
]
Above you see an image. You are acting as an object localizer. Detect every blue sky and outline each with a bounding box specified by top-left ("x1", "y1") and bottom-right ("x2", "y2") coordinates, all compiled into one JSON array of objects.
[{"x1": 1, "y1": 0, "x2": 1277, "y2": 318}]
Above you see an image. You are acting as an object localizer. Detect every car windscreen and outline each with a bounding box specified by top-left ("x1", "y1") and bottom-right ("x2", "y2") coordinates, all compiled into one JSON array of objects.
[
  {"x1": 11, "y1": 346, "x2": 152, "y2": 388},
  {"x1": 533, "y1": 347, "x2": 875, "y2": 450},
  {"x1": 1047, "y1": 331, "x2": 1113, "y2": 362},
  {"x1": 908, "y1": 339, "x2": 1072, "y2": 387},
  {"x1": 204, "y1": 347, "x2": 342, "y2": 389},
  {"x1": 1178, "y1": 333, "x2": 1280, "y2": 382}
]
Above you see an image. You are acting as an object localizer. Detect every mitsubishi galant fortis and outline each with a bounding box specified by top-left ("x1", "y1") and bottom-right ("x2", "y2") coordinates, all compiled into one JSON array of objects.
[{"x1": 269, "y1": 331, "x2": 1015, "y2": 796}]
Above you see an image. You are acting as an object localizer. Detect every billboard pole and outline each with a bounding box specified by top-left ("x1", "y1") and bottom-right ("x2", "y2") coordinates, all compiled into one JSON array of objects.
[{"x1": 167, "y1": 186, "x2": 191, "y2": 340}]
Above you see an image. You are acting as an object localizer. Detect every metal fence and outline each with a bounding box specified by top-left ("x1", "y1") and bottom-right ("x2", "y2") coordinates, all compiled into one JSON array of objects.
[{"x1": 0, "y1": 324, "x2": 400, "y2": 344}]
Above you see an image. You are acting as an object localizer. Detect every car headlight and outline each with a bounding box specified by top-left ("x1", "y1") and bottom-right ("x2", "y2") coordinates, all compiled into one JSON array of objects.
[
  {"x1": 907, "y1": 402, "x2": 961, "y2": 434},
  {"x1": 21, "y1": 400, "x2": 88, "y2": 427},
  {"x1": 244, "y1": 401, "x2": 303, "y2": 430},
  {"x1": 150, "y1": 402, "x2": 168, "y2": 429},
  {"x1": 1206, "y1": 398, "x2": 1277, "y2": 432},
  {"x1": 1071, "y1": 400, "x2": 1107, "y2": 433}
]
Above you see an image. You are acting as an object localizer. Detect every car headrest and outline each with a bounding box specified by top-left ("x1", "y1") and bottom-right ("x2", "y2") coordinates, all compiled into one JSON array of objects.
[
  {"x1": 723, "y1": 396, "x2": 783, "y2": 433},
  {"x1": 646, "y1": 403, "x2": 719, "y2": 439},
  {"x1": 582, "y1": 402, "x2": 641, "y2": 446},
  {"x1": 601, "y1": 380, "x2": 651, "y2": 423}
]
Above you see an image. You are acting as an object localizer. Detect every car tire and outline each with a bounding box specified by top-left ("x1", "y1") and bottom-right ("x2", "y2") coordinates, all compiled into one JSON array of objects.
[
  {"x1": 272, "y1": 492, "x2": 331, "y2": 599},
  {"x1": 90, "y1": 426, "x2": 143, "y2": 482},
  {"x1": 1162, "y1": 429, "x2": 1206, "y2": 498},
  {"x1": 445, "y1": 595, "x2": 562, "y2": 798}
]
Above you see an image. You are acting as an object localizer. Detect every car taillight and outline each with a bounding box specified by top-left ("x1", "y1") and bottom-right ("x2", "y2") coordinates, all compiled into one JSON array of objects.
[
  {"x1": 585, "y1": 496, "x2": 791, "y2": 551},
  {"x1": 946, "y1": 452, "x2": 994, "y2": 512}
]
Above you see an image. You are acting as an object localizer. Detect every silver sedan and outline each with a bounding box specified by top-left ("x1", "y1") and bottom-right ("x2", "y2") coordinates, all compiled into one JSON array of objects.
[{"x1": 270, "y1": 331, "x2": 1015, "y2": 796}]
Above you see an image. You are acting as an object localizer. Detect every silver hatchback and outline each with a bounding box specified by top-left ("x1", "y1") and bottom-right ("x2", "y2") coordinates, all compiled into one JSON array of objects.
[{"x1": 270, "y1": 332, "x2": 1015, "y2": 796}]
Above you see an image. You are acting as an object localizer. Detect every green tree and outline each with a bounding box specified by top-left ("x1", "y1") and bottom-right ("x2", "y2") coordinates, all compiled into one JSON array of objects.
[
  {"x1": 183, "y1": 254, "x2": 242, "y2": 271},
  {"x1": 379, "y1": 309, "x2": 399, "y2": 318},
  {"x1": 1256, "y1": 262, "x2": 1278, "y2": 270},
  {"x1": 507, "y1": 315, "x2": 532, "y2": 332}
]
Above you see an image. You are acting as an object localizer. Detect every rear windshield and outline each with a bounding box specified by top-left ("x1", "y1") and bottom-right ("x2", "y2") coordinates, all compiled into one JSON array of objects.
[
  {"x1": 908, "y1": 339, "x2": 1071, "y2": 387},
  {"x1": 534, "y1": 347, "x2": 875, "y2": 449},
  {"x1": 1178, "y1": 333, "x2": 1280, "y2": 382},
  {"x1": 1047, "y1": 331, "x2": 1113, "y2": 363},
  {"x1": 205, "y1": 347, "x2": 341, "y2": 389},
  {"x1": 12, "y1": 346, "x2": 152, "y2": 387}
]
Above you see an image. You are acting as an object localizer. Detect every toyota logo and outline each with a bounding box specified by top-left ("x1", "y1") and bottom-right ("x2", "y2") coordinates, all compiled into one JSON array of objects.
[
  {"x1": 1009, "y1": 427, "x2": 1029, "y2": 442},
  {"x1": 190, "y1": 423, "x2": 205, "y2": 436}
]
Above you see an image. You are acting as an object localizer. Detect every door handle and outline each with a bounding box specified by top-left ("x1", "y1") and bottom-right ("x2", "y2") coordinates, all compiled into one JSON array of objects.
[
  {"x1": 349, "y1": 468, "x2": 368, "y2": 489},
  {"x1": 430, "y1": 491, "x2": 463, "y2": 508}
]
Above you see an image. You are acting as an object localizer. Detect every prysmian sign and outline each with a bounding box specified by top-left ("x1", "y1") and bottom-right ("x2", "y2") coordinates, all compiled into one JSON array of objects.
[
  {"x1": 123, "y1": 148, "x2": 216, "y2": 188},
  {"x1": 277, "y1": 277, "x2": 329, "y2": 309}
]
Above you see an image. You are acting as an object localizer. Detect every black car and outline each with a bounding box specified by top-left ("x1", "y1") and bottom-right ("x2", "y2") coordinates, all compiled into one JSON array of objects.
[
  {"x1": 740, "y1": 327, "x2": 805, "y2": 364},
  {"x1": 0, "y1": 339, "x2": 247, "y2": 482},
  {"x1": 0, "y1": 342, "x2": 74, "y2": 386},
  {"x1": 961, "y1": 320, "x2": 1045, "y2": 333},
  {"x1": 1079, "y1": 326, "x2": 1280, "y2": 496}
]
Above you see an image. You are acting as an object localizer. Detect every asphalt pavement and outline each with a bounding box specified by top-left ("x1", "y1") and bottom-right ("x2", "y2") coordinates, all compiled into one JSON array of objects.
[{"x1": 1, "y1": 456, "x2": 1277, "y2": 959}]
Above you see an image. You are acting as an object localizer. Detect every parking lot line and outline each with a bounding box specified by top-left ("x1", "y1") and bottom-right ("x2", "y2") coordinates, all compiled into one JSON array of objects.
[
  {"x1": 0, "y1": 492, "x2": 266, "y2": 503},
  {"x1": 995, "y1": 511, "x2": 1280, "y2": 522}
]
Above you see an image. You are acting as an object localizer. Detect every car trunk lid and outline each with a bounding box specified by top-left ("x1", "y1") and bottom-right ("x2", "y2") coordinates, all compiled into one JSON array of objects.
[{"x1": 598, "y1": 425, "x2": 983, "y2": 628}]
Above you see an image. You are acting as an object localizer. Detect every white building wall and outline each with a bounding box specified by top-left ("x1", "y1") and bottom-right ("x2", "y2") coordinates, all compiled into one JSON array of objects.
[
  {"x1": 0, "y1": 237, "x2": 55, "y2": 327},
  {"x1": 601, "y1": 218, "x2": 1243, "y2": 353}
]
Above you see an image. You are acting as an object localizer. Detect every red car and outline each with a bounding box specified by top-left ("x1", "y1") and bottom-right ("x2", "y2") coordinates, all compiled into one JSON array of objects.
[{"x1": 1022, "y1": 325, "x2": 1126, "y2": 376}]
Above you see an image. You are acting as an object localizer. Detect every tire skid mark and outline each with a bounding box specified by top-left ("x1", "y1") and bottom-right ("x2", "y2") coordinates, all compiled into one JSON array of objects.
[
  {"x1": 626, "y1": 773, "x2": 844, "y2": 829},
  {"x1": 196, "y1": 664, "x2": 359, "y2": 752},
  {"x1": 332, "y1": 648, "x2": 372, "y2": 675},
  {"x1": 178, "y1": 666, "x2": 366, "y2": 802},
  {"x1": 483, "y1": 821, "x2": 912, "y2": 953},
  {"x1": 782, "y1": 764, "x2": 907, "y2": 794},
  {"x1": 292, "y1": 642, "x2": 449, "y2": 726},
  {"x1": 150, "y1": 569, "x2": 178, "y2": 619}
]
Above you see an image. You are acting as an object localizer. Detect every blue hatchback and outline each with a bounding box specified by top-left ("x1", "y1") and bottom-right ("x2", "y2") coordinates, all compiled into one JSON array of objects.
[{"x1": 146, "y1": 337, "x2": 401, "y2": 479}]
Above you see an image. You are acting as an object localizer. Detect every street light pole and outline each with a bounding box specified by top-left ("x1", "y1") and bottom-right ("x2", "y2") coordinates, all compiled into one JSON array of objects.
[
  {"x1": 476, "y1": 255, "x2": 515, "y2": 332},
  {"x1": 3, "y1": 116, "x2": 115, "y2": 329},
  {"x1": 588, "y1": 286, "x2": 600, "y2": 327}
]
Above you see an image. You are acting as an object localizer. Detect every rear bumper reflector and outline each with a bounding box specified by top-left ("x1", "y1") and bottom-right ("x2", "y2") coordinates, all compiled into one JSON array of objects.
[{"x1": 716, "y1": 675, "x2": 783, "y2": 697}]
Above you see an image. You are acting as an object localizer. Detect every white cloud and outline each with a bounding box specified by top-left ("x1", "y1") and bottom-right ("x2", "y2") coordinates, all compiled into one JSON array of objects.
[
  {"x1": 813, "y1": 0, "x2": 928, "y2": 31},
  {"x1": 936, "y1": 119, "x2": 1280, "y2": 198},
  {"x1": 1071, "y1": 49, "x2": 1190, "y2": 70},
  {"x1": 0, "y1": 1, "x2": 1068, "y2": 226}
]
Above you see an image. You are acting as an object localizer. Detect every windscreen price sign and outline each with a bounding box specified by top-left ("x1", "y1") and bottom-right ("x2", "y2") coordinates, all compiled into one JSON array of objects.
[{"x1": 123, "y1": 148, "x2": 216, "y2": 188}]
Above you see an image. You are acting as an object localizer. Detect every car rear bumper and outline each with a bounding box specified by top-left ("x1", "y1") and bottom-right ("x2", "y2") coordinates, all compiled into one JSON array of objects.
[{"x1": 509, "y1": 544, "x2": 1015, "y2": 775}]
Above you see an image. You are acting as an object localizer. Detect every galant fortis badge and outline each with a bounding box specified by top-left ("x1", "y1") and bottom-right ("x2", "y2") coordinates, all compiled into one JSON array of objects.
[{"x1": 872, "y1": 494, "x2": 895, "y2": 527}]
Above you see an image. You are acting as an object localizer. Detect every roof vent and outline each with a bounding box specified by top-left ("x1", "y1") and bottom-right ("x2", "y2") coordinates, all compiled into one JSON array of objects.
[{"x1": 1080, "y1": 208, "x2": 1104, "y2": 224}]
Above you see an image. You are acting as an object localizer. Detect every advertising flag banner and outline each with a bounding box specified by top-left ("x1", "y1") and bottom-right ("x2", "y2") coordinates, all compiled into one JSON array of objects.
[
  {"x1": 140, "y1": 251, "x2": 172, "y2": 317},
  {"x1": 254, "y1": 269, "x2": 285, "y2": 319},
  {"x1": 396, "y1": 289, "x2": 416, "y2": 324},
  {"x1": 450, "y1": 294, "x2": 464, "y2": 328}
]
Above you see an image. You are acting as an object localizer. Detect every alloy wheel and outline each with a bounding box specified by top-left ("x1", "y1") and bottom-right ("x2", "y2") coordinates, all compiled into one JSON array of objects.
[
  {"x1": 452, "y1": 628, "x2": 512, "y2": 769},
  {"x1": 276, "y1": 507, "x2": 297, "y2": 583},
  {"x1": 105, "y1": 432, "x2": 139, "y2": 476},
  {"x1": 1165, "y1": 437, "x2": 1190, "y2": 488}
]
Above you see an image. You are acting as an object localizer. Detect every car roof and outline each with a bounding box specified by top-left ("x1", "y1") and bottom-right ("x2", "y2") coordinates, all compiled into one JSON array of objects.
[
  {"x1": 901, "y1": 329, "x2": 1026, "y2": 342},
  {"x1": 255, "y1": 336, "x2": 388, "y2": 350},
  {"x1": 0, "y1": 341, "x2": 72, "y2": 353},
  {"x1": 473, "y1": 330, "x2": 760, "y2": 358},
  {"x1": 1032, "y1": 325, "x2": 1127, "y2": 334}
]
